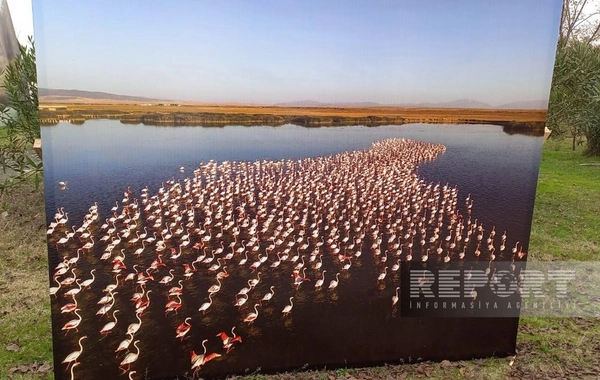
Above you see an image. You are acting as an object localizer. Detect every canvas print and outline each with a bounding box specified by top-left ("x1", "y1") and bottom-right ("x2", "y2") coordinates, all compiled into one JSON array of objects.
[{"x1": 35, "y1": 1, "x2": 562, "y2": 379}]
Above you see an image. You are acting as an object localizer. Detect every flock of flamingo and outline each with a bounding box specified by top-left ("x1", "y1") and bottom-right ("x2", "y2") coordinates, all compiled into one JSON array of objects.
[{"x1": 46, "y1": 138, "x2": 526, "y2": 379}]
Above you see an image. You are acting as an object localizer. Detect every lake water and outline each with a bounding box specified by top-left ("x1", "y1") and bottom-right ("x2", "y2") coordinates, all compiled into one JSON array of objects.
[
  {"x1": 42, "y1": 121, "x2": 542, "y2": 236},
  {"x1": 42, "y1": 121, "x2": 542, "y2": 379}
]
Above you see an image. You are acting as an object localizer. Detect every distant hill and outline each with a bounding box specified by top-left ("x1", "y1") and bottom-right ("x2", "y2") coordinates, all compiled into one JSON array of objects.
[
  {"x1": 497, "y1": 100, "x2": 548, "y2": 109},
  {"x1": 275, "y1": 99, "x2": 502, "y2": 109},
  {"x1": 38, "y1": 88, "x2": 548, "y2": 110},
  {"x1": 38, "y1": 88, "x2": 162, "y2": 103},
  {"x1": 274, "y1": 100, "x2": 381, "y2": 107},
  {"x1": 410, "y1": 99, "x2": 493, "y2": 109},
  {"x1": 274, "y1": 98, "x2": 547, "y2": 109}
]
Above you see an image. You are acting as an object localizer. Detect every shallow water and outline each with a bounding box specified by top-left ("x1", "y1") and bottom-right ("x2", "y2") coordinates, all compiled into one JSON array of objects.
[
  {"x1": 42, "y1": 122, "x2": 542, "y2": 379},
  {"x1": 42, "y1": 122, "x2": 541, "y2": 234}
]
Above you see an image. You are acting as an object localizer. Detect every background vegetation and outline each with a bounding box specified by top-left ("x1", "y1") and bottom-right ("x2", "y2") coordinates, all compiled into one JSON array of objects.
[
  {"x1": 0, "y1": 37, "x2": 40, "y2": 194},
  {"x1": 547, "y1": 0, "x2": 600, "y2": 155}
]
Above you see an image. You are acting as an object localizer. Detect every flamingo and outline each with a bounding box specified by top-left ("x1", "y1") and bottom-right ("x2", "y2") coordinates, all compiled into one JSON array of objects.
[
  {"x1": 60, "y1": 268, "x2": 77, "y2": 286},
  {"x1": 517, "y1": 246, "x2": 527, "y2": 259},
  {"x1": 170, "y1": 246, "x2": 183, "y2": 263},
  {"x1": 315, "y1": 270, "x2": 327, "y2": 290},
  {"x1": 216, "y1": 266, "x2": 229, "y2": 280},
  {"x1": 50, "y1": 276, "x2": 61, "y2": 298},
  {"x1": 58, "y1": 212, "x2": 69, "y2": 225},
  {"x1": 248, "y1": 272, "x2": 261, "y2": 288},
  {"x1": 270, "y1": 253, "x2": 282, "y2": 268},
  {"x1": 62, "y1": 335, "x2": 87, "y2": 369},
  {"x1": 237, "y1": 280, "x2": 253, "y2": 298},
  {"x1": 282, "y1": 297, "x2": 294, "y2": 317},
  {"x1": 238, "y1": 251, "x2": 248, "y2": 266},
  {"x1": 214, "y1": 240, "x2": 225, "y2": 256},
  {"x1": 244, "y1": 304, "x2": 260, "y2": 324},
  {"x1": 119, "y1": 340, "x2": 141, "y2": 374},
  {"x1": 64, "y1": 279, "x2": 83, "y2": 297},
  {"x1": 97, "y1": 289, "x2": 118, "y2": 309},
  {"x1": 191, "y1": 339, "x2": 209, "y2": 370},
  {"x1": 81, "y1": 236, "x2": 95, "y2": 251},
  {"x1": 294, "y1": 255, "x2": 306, "y2": 271},
  {"x1": 139, "y1": 227, "x2": 149, "y2": 240},
  {"x1": 261, "y1": 286, "x2": 275, "y2": 304},
  {"x1": 66, "y1": 249, "x2": 82, "y2": 267},
  {"x1": 191, "y1": 339, "x2": 221, "y2": 372},
  {"x1": 235, "y1": 240, "x2": 246, "y2": 255},
  {"x1": 144, "y1": 232, "x2": 157, "y2": 244},
  {"x1": 512, "y1": 241, "x2": 520, "y2": 254},
  {"x1": 100, "y1": 310, "x2": 119, "y2": 335},
  {"x1": 47, "y1": 224, "x2": 56, "y2": 236},
  {"x1": 202, "y1": 250, "x2": 216, "y2": 264},
  {"x1": 392, "y1": 287, "x2": 400, "y2": 306},
  {"x1": 54, "y1": 258, "x2": 70, "y2": 275},
  {"x1": 377, "y1": 267, "x2": 388, "y2": 282},
  {"x1": 329, "y1": 273, "x2": 340, "y2": 290},
  {"x1": 104, "y1": 274, "x2": 121, "y2": 293},
  {"x1": 198, "y1": 293, "x2": 214, "y2": 314},
  {"x1": 293, "y1": 268, "x2": 310, "y2": 289},
  {"x1": 165, "y1": 294, "x2": 183, "y2": 315},
  {"x1": 175, "y1": 317, "x2": 192, "y2": 341},
  {"x1": 62, "y1": 309, "x2": 82, "y2": 335},
  {"x1": 80, "y1": 269, "x2": 96, "y2": 289},
  {"x1": 135, "y1": 290, "x2": 152, "y2": 315},
  {"x1": 249, "y1": 258, "x2": 262, "y2": 271},
  {"x1": 208, "y1": 258, "x2": 223, "y2": 272},
  {"x1": 133, "y1": 241, "x2": 146, "y2": 257},
  {"x1": 234, "y1": 293, "x2": 249, "y2": 308},
  {"x1": 130, "y1": 285, "x2": 146, "y2": 303},
  {"x1": 159, "y1": 269, "x2": 175, "y2": 285},
  {"x1": 115, "y1": 333, "x2": 135, "y2": 355},
  {"x1": 168, "y1": 280, "x2": 184, "y2": 296},
  {"x1": 183, "y1": 262, "x2": 197, "y2": 280},
  {"x1": 61, "y1": 295, "x2": 79, "y2": 314},
  {"x1": 315, "y1": 254, "x2": 323, "y2": 270},
  {"x1": 342, "y1": 259, "x2": 352, "y2": 271},
  {"x1": 127, "y1": 313, "x2": 143, "y2": 335},
  {"x1": 123, "y1": 265, "x2": 141, "y2": 284},
  {"x1": 207, "y1": 278, "x2": 222, "y2": 295},
  {"x1": 217, "y1": 327, "x2": 242, "y2": 353}
]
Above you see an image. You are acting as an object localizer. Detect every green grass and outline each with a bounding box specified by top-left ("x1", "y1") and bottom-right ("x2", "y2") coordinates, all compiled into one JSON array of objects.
[
  {"x1": 1, "y1": 138, "x2": 599, "y2": 379},
  {"x1": 529, "y1": 139, "x2": 600, "y2": 261}
]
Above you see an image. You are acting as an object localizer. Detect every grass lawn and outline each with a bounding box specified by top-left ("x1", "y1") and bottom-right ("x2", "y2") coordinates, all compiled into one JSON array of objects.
[{"x1": 0, "y1": 138, "x2": 599, "y2": 379}]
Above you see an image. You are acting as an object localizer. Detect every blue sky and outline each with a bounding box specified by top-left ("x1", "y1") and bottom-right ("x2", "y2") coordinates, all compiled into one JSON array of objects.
[{"x1": 32, "y1": 0, "x2": 562, "y2": 106}]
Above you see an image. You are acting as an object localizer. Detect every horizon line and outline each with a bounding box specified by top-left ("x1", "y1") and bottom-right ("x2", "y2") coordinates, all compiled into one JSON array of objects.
[{"x1": 38, "y1": 87, "x2": 549, "y2": 110}]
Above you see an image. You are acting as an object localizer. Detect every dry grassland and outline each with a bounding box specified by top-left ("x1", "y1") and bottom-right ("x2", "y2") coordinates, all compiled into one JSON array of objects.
[{"x1": 38, "y1": 101, "x2": 546, "y2": 124}]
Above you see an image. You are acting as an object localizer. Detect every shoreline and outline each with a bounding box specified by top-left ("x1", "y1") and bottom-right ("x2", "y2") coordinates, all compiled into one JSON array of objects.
[{"x1": 38, "y1": 104, "x2": 548, "y2": 135}]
